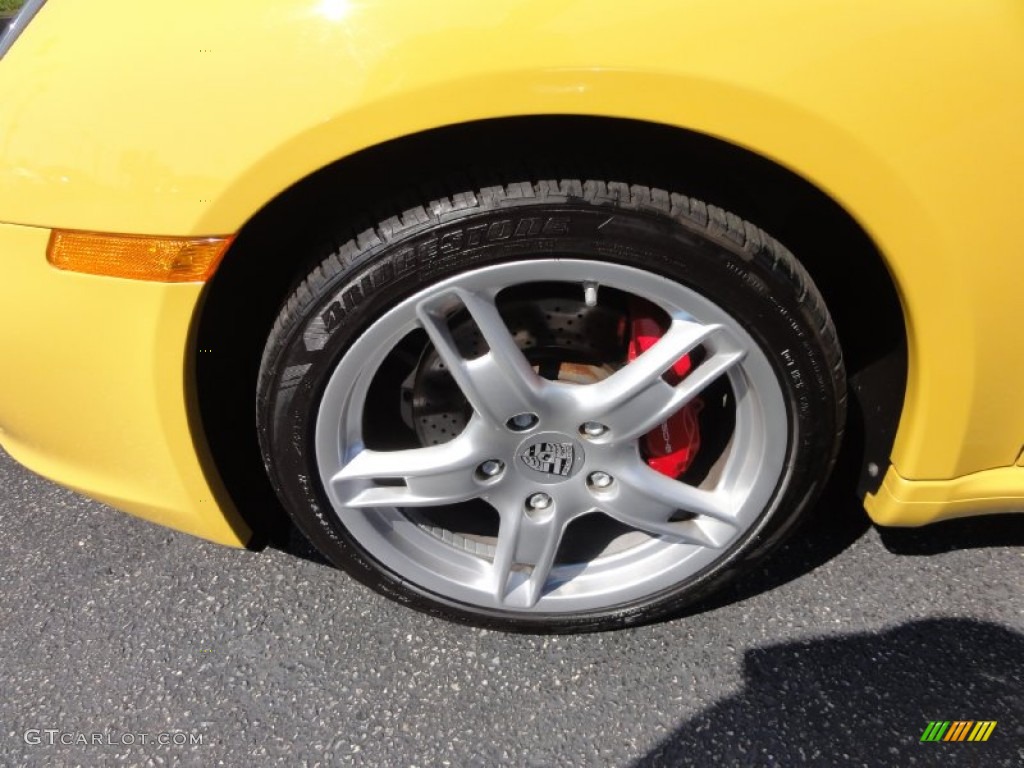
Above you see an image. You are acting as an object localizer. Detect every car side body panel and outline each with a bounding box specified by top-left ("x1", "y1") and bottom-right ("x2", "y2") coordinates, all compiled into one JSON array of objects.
[
  {"x1": 0, "y1": 222, "x2": 250, "y2": 545},
  {"x1": 0, "y1": 0, "x2": 1021, "y2": 541}
]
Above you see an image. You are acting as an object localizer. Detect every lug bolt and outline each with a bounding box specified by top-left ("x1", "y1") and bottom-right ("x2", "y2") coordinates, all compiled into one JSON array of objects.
[
  {"x1": 478, "y1": 460, "x2": 504, "y2": 478},
  {"x1": 581, "y1": 422, "x2": 608, "y2": 438},
  {"x1": 588, "y1": 471, "x2": 614, "y2": 489},
  {"x1": 507, "y1": 413, "x2": 539, "y2": 431},
  {"x1": 527, "y1": 492, "x2": 553, "y2": 510}
]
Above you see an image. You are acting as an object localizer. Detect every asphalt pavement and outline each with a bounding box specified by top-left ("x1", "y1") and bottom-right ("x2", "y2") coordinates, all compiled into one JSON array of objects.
[{"x1": 0, "y1": 447, "x2": 1021, "y2": 767}]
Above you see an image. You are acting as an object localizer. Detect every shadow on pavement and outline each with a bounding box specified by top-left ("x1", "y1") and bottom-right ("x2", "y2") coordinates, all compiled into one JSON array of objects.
[
  {"x1": 632, "y1": 618, "x2": 1023, "y2": 767},
  {"x1": 280, "y1": 524, "x2": 333, "y2": 568},
  {"x1": 878, "y1": 513, "x2": 1024, "y2": 556}
]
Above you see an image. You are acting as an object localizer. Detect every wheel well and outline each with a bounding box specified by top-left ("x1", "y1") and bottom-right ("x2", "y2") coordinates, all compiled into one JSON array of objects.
[{"x1": 194, "y1": 115, "x2": 907, "y2": 547}]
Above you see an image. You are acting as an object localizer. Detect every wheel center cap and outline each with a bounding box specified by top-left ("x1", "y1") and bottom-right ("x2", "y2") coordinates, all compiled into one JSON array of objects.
[{"x1": 516, "y1": 432, "x2": 585, "y2": 484}]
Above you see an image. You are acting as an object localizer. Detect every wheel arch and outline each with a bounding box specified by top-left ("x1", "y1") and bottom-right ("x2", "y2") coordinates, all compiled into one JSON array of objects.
[{"x1": 192, "y1": 115, "x2": 906, "y2": 545}]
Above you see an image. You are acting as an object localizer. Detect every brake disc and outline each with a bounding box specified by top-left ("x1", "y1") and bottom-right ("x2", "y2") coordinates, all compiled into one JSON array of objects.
[{"x1": 406, "y1": 296, "x2": 626, "y2": 446}]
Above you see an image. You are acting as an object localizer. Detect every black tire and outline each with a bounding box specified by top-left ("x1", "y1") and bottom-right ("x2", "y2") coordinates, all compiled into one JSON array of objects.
[{"x1": 256, "y1": 179, "x2": 845, "y2": 633}]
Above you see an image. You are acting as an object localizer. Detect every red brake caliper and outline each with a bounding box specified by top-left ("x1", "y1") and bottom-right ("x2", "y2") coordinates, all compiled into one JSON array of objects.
[{"x1": 627, "y1": 302, "x2": 703, "y2": 478}]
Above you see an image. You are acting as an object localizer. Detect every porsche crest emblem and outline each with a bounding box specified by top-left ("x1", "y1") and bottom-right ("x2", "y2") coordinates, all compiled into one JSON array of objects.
[{"x1": 521, "y1": 441, "x2": 575, "y2": 476}]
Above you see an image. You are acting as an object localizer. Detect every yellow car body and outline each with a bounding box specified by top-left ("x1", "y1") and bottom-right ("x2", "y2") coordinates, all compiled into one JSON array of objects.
[{"x1": 0, "y1": 0, "x2": 1022, "y2": 548}]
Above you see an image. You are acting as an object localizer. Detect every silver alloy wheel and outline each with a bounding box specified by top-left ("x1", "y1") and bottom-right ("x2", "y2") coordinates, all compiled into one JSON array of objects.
[{"x1": 314, "y1": 259, "x2": 787, "y2": 613}]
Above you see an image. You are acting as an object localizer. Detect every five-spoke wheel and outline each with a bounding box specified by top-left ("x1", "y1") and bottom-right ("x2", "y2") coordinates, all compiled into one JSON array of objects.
[{"x1": 314, "y1": 260, "x2": 785, "y2": 611}]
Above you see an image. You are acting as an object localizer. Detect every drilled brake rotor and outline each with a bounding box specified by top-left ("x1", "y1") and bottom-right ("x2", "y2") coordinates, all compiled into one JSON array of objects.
[{"x1": 408, "y1": 297, "x2": 626, "y2": 446}]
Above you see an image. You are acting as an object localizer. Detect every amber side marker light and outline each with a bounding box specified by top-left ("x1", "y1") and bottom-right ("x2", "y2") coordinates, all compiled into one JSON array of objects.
[{"x1": 47, "y1": 231, "x2": 233, "y2": 282}]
